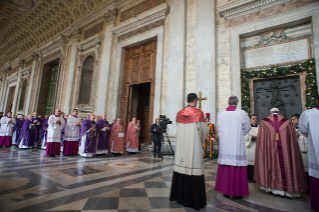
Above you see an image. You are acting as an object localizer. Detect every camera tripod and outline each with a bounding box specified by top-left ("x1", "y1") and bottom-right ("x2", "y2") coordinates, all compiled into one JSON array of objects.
[{"x1": 161, "y1": 132, "x2": 175, "y2": 157}]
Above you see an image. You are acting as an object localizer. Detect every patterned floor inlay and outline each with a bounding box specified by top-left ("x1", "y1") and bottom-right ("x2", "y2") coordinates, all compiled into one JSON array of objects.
[{"x1": 0, "y1": 147, "x2": 312, "y2": 212}]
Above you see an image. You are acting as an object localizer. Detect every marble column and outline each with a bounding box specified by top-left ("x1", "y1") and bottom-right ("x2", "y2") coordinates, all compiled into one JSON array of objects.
[
  {"x1": 11, "y1": 71, "x2": 22, "y2": 114},
  {"x1": 63, "y1": 36, "x2": 79, "y2": 114},
  {"x1": 196, "y1": 0, "x2": 216, "y2": 122},
  {"x1": 25, "y1": 58, "x2": 37, "y2": 115},
  {"x1": 96, "y1": 19, "x2": 114, "y2": 115},
  {"x1": 166, "y1": 0, "x2": 186, "y2": 135}
]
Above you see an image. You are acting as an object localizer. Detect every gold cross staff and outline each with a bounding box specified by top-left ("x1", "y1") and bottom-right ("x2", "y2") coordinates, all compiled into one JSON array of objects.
[{"x1": 198, "y1": 91, "x2": 207, "y2": 111}]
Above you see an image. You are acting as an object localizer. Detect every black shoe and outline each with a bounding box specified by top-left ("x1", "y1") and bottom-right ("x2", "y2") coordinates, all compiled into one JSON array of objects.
[
  {"x1": 223, "y1": 194, "x2": 230, "y2": 198},
  {"x1": 232, "y1": 196, "x2": 243, "y2": 200}
]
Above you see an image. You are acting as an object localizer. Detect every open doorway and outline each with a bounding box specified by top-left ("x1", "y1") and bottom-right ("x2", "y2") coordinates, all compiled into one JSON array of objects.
[{"x1": 128, "y1": 82, "x2": 151, "y2": 143}]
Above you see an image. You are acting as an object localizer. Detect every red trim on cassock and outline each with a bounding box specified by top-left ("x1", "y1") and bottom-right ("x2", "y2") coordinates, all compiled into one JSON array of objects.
[{"x1": 176, "y1": 106, "x2": 205, "y2": 124}]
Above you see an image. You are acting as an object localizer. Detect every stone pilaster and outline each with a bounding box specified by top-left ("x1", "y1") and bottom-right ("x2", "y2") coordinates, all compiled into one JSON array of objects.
[
  {"x1": 196, "y1": 0, "x2": 216, "y2": 122},
  {"x1": 24, "y1": 53, "x2": 38, "y2": 115},
  {"x1": 63, "y1": 31, "x2": 80, "y2": 114},
  {"x1": 166, "y1": 0, "x2": 186, "y2": 135},
  {"x1": 96, "y1": 10, "x2": 116, "y2": 115}
]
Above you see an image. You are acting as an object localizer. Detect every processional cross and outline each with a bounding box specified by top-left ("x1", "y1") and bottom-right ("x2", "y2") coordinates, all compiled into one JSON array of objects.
[{"x1": 198, "y1": 91, "x2": 207, "y2": 111}]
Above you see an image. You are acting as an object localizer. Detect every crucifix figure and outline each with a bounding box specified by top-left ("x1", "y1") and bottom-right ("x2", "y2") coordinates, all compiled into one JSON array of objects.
[
  {"x1": 256, "y1": 80, "x2": 296, "y2": 117},
  {"x1": 198, "y1": 91, "x2": 207, "y2": 111}
]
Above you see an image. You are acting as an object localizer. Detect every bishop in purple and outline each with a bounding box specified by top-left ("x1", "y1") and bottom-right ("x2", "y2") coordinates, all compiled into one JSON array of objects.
[
  {"x1": 18, "y1": 115, "x2": 36, "y2": 148},
  {"x1": 96, "y1": 114, "x2": 111, "y2": 154},
  {"x1": 40, "y1": 115, "x2": 49, "y2": 149},
  {"x1": 32, "y1": 112, "x2": 41, "y2": 146},
  {"x1": 79, "y1": 114, "x2": 99, "y2": 157},
  {"x1": 12, "y1": 115, "x2": 25, "y2": 145}
]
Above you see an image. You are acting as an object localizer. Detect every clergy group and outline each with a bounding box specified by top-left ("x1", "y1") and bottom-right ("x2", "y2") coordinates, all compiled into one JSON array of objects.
[
  {"x1": 170, "y1": 93, "x2": 319, "y2": 212},
  {"x1": 0, "y1": 109, "x2": 141, "y2": 158}
]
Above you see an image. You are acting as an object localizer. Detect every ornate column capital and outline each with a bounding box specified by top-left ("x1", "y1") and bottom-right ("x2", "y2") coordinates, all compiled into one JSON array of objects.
[
  {"x1": 18, "y1": 59, "x2": 25, "y2": 69},
  {"x1": 72, "y1": 29, "x2": 81, "y2": 42},
  {"x1": 32, "y1": 53, "x2": 39, "y2": 61},
  {"x1": 104, "y1": 8, "x2": 117, "y2": 24}
]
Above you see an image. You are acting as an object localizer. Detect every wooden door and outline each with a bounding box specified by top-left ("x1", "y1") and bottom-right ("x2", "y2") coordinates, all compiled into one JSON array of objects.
[{"x1": 121, "y1": 40, "x2": 157, "y2": 143}]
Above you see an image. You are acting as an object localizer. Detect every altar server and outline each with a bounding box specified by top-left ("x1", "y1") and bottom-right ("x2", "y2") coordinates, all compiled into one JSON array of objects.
[
  {"x1": 0, "y1": 112, "x2": 16, "y2": 147},
  {"x1": 63, "y1": 109, "x2": 82, "y2": 156},
  {"x1": 109, "y1": 118, "x2": 125, "y2": 154},
  {"x1": 291, "y1": 114, "x2": 309, "y2": 174},
  {"x1": 244, "y1": 114, "x2": 258, "y2": 182},
  {"x1": 79, "y1": 114, "x2": 98, "y2": 157},
  {"x1": 96, "y1": 114, "x2": 111, "y2": 155},
  {"x1": 255, "y1": 108, "x2": 308, "y2": 197},
  {"x1": 299, "y1": 95, "x2": 319, "y2": 212},
  {"x1": 46, "y1": 109, "x2": 65, "y2": 157},
  {"x1": 170, "y1": 93, "x2": 209, "y2": 211},
  {"x1": 215, "y1": 96, "x2": 251, "y2": 199},
  {"x1": 125, "y1": 117, "x2": 140, "y2": 153},
  {"x1": 12, "y1": 115, "x2": 25, "y2": 145},
  {"x1": 18, "y1": 115, "x2": 35, "y2": 148}
]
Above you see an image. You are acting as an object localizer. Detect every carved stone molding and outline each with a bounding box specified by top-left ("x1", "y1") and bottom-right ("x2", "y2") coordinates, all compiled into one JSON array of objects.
[
  {"x1": 6, "y1": 72, "x2": 18, "y2": 83},
  {"x1": 78, "y1": 34, "x2": 102, "y2": 51},
  {"x1": 113, "y1": 3, "x2": 167, "y2": 36},
  {"x1": 217, "y1": 0, "x2": 290, "y2": 20}
]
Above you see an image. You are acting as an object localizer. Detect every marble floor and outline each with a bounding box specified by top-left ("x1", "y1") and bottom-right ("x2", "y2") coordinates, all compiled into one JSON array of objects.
[{"x1": 0, "y1": 146, "x2": 312, "y2": 212}]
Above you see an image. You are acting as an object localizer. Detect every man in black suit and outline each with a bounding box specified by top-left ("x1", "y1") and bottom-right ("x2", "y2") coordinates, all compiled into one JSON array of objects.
[{"x1": 150, "y1": 118, "x2": 162, "y2": 157}]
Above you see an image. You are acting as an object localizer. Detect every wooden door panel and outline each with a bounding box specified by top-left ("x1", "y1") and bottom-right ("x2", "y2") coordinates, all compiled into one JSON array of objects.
[{"x1": 122, "y1": 40, "x2": 157, "y2": 143}]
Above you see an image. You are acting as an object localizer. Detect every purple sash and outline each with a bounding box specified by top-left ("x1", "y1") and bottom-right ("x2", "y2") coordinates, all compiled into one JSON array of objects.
[
  {"x1": 263, "y1": 115, "x2": 288, "y2": 191},
  {"x1": 317, "y1": 107, "x2": 319, "y2": 110}
]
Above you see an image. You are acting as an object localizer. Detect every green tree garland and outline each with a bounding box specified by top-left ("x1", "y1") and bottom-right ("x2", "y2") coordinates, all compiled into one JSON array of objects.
[{"x1": 241, "y1": 59, "x2": 317, "y2": 114}]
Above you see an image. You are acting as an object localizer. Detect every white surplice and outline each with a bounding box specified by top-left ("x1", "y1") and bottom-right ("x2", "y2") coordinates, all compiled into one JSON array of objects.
[
  {"x1": 64, "y1": 116, "x2": 82, "y2": 141},
  {"x1": 296, "y1": 129, "x2": 309, "y2": 172},
  {"x1": 217, "y1": 109, "x2": 251, "y2": 166},
  {"x1": 0, "y1": 117, "x2": 16, "y2": 136},
  {"x1": 174, "y1": 122, "x2": 209, "y2": 176},
  {"x1": 299, "y1": 108, "x2": 319, "y2": 179},
  {"x1": 47, "y1": 115, "x2": 65, "y2": 143},
  {"x1": 244, "y1": 126, "x2": 258, "y2": 166}
]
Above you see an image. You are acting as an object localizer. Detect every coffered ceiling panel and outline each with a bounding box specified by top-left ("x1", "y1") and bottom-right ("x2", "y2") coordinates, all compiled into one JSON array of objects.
[{"x1": 0, "y1": 0, "x2": 112, "y2": 67}]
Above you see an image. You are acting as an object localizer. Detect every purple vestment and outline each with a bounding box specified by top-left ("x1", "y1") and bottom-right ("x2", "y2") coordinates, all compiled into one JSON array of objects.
[
  {"x1": 32, "y1": 117, "x2": 41, "y2": 142},
  {"x1": 39, "y1": 118, "x2": 48, "y2": 141},
  {"x1": 17, "y1": 119, "x2": 35, "y2": 147},
  {"x1": 79, "y1": 119, "x2": 99, "y2": 154},
  {"x1": 96, "y1": 118, "x2": 111, "y2": 152},
  {"x1": 13, "y1": 119, "x2": 25, "y2": 143}
]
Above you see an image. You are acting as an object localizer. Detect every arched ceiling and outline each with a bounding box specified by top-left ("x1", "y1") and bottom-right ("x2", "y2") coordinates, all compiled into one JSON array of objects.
[{"x1": 0, "y1": 0, "x2": 112, "y2": 67}]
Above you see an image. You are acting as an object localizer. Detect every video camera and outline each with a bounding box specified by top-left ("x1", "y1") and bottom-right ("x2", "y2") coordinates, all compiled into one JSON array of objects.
[{"x1": 159, "y1": 115, "x2": 172, "y2": 133}]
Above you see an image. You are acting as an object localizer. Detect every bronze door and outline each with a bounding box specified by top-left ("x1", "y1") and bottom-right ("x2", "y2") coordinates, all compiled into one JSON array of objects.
[{"x1": 253, "y1": 76, "x2": 302, "y2": 124}]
